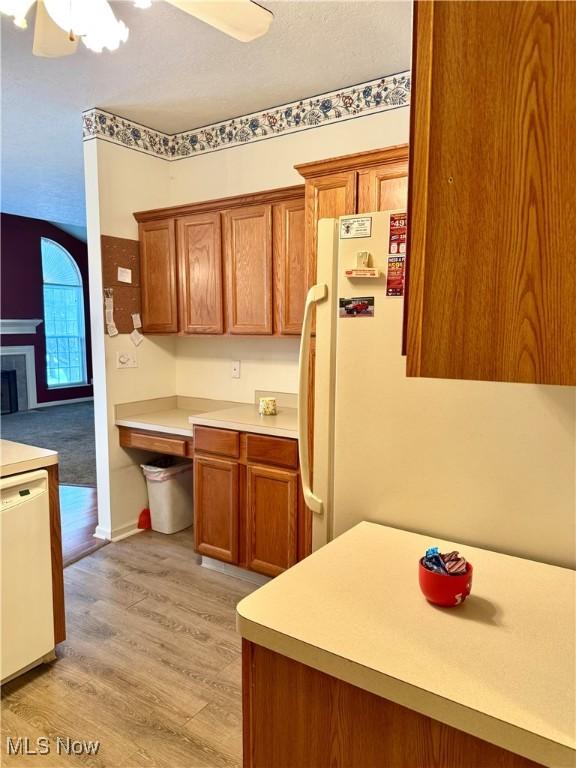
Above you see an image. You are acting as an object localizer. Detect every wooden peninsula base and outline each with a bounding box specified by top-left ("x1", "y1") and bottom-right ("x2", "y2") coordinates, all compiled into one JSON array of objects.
[
  {"x1": 242, "y1": 641, "x2": 542, "y2": 768},
  {"x1": 47, "y1": 463, "x2": 66, "y2": 644}
]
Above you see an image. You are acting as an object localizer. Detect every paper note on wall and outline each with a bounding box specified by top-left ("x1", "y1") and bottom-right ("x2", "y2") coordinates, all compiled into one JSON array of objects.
[
  {"x1": 105, "y1": 292, "x2": 118, "y2": 335},
  {"x1": 130, "y1": 329, "x2": 144, "y2": 347},
  {"x1": 117, "y1": 267, "x2": 132, "y2": 284}
]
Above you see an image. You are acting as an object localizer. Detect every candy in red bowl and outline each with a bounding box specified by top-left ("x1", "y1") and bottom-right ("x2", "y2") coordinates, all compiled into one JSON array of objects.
[{"x1": 419, "y1": 548, "x2": 473, "y2": 606}]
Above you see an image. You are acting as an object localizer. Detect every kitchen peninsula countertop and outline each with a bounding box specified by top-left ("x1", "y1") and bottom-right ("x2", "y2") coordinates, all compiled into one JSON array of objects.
[
  {"x1": 236, "y1": 522, "x2": 576, "y2": 768},
  {"x1": 115, "y1": 395, "x2": 299, "y2": 440},
  {"x1": 0, "y1": 439, "x2": 58, "y2": 477}
]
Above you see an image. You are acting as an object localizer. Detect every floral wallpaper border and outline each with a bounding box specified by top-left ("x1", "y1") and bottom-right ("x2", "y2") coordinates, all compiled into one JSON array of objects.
[{"x1": 82, "y1": 71, "x2": 410, "y2": 161}]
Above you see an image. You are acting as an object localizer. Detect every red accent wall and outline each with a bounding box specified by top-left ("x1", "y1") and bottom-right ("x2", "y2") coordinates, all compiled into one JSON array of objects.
[{"x1": 1, "y1": 213, "x2": 93, "y2": 404}]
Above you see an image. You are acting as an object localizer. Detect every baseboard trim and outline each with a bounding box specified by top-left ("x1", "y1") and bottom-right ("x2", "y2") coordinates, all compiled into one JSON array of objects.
[
  {"x1": 201, "y1": 556, "x2": 270, "y2": 586},
  {"x1": 111, "y1": 525, "x2": 144, "y2": 542},
  {"x1": 95, "y1": 521, "x2": 145, "y2": 542},
  {"x1": 94, "y1": 524, "x2": 111, "y2": 540},
  {"x1": 35, "y1": 396, "x2": 94, "y2": 408}
]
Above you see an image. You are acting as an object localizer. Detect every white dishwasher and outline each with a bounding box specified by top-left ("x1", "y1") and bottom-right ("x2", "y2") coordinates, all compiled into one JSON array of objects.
[{"x1": 0, "y1": 469, "x2": 55, "y2": 682}]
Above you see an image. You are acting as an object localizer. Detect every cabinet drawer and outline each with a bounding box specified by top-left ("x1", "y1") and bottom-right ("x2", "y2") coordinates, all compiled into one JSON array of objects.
[
  {"x1": 194, "y1": 426, "x2": 240, "y2": 458},
  {"x1": 246, "y1": 434, "x2": 298, "y2": 469},
  {"x1": 119, "y1": 427, "x2": 188, "y2": 457}
]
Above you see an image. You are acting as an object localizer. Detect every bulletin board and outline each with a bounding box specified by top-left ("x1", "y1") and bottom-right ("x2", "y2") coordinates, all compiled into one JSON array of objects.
[{"x1": 101, "y1": 235, "x2": 141, "y2": 334}]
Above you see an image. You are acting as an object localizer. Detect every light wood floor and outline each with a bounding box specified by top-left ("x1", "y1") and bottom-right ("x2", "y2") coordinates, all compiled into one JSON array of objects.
[
  {"x1": 60, "y1": 485, "x2": 104, "y2": 566},
  {"x1": 1, "y1": 528, "x2": 255, "y2": 767}
]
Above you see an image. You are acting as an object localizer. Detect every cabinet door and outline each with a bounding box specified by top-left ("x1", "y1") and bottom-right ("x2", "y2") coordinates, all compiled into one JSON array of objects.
[
  {"x1": 139, "y1": 219, "x2": 178, "y2": 333},
  {"x1": 407, "y1": 0, "x2": 576, "y2": 385},
  {"x1": 304, "y1": 172, "x2": 356, "y2": 285},
  {"x1": 357, "y1": 165, "x2": 408, "y2": 213},
  {"x1": 223, "y1": 205, "x2": 273, "y2": 334},
  {"x1": 177, "y1": 213, "x2": 224, "y2": 334},
  {"x1": 246, "y1": 464, "x2": 298, "y2": 577},
  {"x1": 273, "y1": 199, "x2": 306, "y2": 334},
  {"x1": 194, "y1": 456, "x2": 239, "y2": 563}
]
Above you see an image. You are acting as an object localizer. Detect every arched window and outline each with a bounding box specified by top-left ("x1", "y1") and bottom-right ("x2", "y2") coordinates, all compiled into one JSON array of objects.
[{"x1": 41, "y1": 238, "x2": 87, "y2": 388}]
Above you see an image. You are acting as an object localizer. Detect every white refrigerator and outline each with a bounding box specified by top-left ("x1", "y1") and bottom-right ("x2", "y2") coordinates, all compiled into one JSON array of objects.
[{"x1": 297, "y1": 212, "x2": 575, "y2": 563}]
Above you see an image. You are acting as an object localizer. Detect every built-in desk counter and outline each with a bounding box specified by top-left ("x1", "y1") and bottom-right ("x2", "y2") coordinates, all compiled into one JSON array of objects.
[
  {"x1": 237, "y1": 522, "x2": 575, "y2": 768},
  {"x1": 115, "y1": 395, "x2": 298, "y2": 440},
  {"x1": 116, "y1": 394, "x2": 305, "y2": 577}
]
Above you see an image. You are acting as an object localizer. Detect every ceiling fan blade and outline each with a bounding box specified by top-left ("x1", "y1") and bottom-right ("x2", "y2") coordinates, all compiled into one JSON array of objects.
[
  {"x1": 33, "y1": 0, "x2": 78, "y2": 57},
  {"x1": 164, "y1": 0, "x2": 273, "y2": 42}
]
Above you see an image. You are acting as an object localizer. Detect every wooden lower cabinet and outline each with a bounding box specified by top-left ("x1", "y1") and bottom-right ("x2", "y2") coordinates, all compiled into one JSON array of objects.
[
  {"x1": 193, "y1": 427, "x2": 307, "y2": 576},
  {"x1": 242, "y1": 642, "x2": 543, "y2": 768},
  {"x1": 246, "y1": 464, "x2": 298, "y2": 577},
  {"x1": 194, "y1": 455, "x2": 239, "y2": 564},
  {"x1": 118, "y1": 426, "x2": 192, "y2": 457}
]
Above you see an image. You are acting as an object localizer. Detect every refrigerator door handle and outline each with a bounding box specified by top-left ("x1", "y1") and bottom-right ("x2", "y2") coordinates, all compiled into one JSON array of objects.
[{"x1": 298, "y1": 283, "x2": 328, "y2": 515}]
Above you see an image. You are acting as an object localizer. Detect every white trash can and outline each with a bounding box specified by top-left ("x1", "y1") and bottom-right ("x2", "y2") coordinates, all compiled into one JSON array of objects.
[{"x1": 141, "y1": 458, "x2": 193, "y2": 534}]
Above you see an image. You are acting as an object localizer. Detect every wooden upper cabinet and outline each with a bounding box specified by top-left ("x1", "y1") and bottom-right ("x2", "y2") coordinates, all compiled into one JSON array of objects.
[
  {"x1": 134, "y1": 185, "x2": 303, "y2": 337},
  {"x1": 223, "y1": 204, "x2": 273, "y2": 335},
  {"x1": 177, "y1": 213, "x2": 224, "y2": 334},
  {"x1": 273, "y1": 199, "x2": 307, "y2": 334},
  {"x1": 407, "y1": 1, "x2": 576, "y2": 385},
  {"x1": 139, "y1": 219, "x2": 178, "y2": 333},
  {"x1": 301, "y1": 172, "x2": 356, "y2": 284},
  {"x1": 357, "y1": 165, "x2": 408, "y2": 213},
  {"x1": 295, "y1": 147, "x2": 410, "y2": 284}
]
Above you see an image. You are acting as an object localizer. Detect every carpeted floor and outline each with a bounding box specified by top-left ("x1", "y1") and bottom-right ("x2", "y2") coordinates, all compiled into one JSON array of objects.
[{"x1": 1, "y1": 401, "x2": 96, "y2": 485}]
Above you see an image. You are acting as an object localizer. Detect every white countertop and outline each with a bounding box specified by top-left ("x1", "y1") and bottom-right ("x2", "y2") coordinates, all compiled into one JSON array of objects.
[
  {"x1": 0, "y1": 439, "x2": 58, "y2": 477},
  {"x1": 237, "y1": 522, "x2": 576, "y2": 768},
  {"x1": 115, "y1": 395, "x2": 298, "y2": 440},
  {"x1": 115, "y1": 396, "x2": 239, "y2": 437},
  {"x1": 189, "y1": 403, "x2": 298, "y2": 439},
  {"x1": 116, "y1": 408, "x2": 196, "y2": 437}
]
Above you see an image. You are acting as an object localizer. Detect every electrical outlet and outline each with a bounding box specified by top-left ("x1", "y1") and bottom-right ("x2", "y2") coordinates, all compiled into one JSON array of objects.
[
  {"x1": 116, "y1": 351, "x2": 137, "y2": 369},
  {"x1": 232, "y1": 360, "x2": 241, "y2": 379}
]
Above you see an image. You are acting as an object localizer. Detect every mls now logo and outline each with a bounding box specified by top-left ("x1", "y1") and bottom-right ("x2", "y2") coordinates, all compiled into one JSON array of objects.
[{"x1": 6, "y1": 737, "x2": 100, "y2": 755}]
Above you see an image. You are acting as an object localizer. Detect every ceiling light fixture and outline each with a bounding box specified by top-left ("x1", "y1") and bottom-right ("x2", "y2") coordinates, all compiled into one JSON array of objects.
[
  {"x1": 0, "y1": 0, "x2": 35, "y2": 27},
  {"x1": 1, "y1": 0, "x2": 273, "y2": 57},
  {"x1": 0, "y1": 0, "x2": 138, "y2": 52}
]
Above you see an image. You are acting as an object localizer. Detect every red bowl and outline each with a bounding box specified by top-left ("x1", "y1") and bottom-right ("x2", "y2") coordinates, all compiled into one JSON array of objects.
[{"x1": 419, "y1": 559, "x2": 473, "y2": 606}]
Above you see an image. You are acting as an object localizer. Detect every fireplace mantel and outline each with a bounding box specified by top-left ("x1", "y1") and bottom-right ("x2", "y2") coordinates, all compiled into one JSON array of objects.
[{"x1": 0, "y1": 319, "x2": 43, "y2": 335}]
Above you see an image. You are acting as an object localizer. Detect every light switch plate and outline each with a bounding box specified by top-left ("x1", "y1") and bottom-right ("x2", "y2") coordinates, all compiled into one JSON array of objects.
[
  {"x1": 116, "y1": 351, "x2": 137, "y2": 369},
  {"x1": 232, "y1": 360, "x2": 241, "y2": 378}
]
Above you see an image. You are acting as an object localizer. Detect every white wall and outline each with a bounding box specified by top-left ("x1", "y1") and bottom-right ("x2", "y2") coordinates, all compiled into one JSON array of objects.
[
  {"x1": 85, "y1": 106, "x2": 575, "y2": 567},
  {"x1": 84, "y1": 108, "x2": 409, "y2": 537},
  {"x1": 175, "y1": 336, "x2": 300, "y2": 401},
  {"x1": 168, "y1": 109, "x2": 410, "y2": 204},
  {"x1": 169, "y1": 106, "x2": 575, "y2": 567},
  {"x1": 84, "y1": 141, "x2": 177, "y2": 539},
  {"x1": 173, "y1": 108, "x2": 411, "y2": 401}
]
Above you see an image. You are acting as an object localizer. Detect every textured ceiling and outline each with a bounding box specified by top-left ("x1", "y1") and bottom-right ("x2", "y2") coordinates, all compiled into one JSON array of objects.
[{"x1": 1, "y1": 0, "x2": 412, "y2": 227}]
